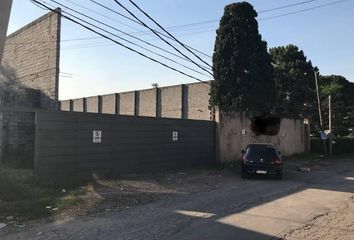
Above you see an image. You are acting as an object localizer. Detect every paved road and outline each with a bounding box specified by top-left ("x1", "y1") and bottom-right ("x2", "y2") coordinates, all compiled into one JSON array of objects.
[{"x1": 2, "y1": 162, "x2": 354, "y2": 240}]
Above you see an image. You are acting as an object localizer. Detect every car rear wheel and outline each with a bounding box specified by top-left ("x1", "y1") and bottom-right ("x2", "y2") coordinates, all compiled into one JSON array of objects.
[
  {"x1": 241, "y1": 169, "x2": 247, "y2": 179},
  {"x1": 276, "y1": 171, "x2": 283, "y2": 180}
]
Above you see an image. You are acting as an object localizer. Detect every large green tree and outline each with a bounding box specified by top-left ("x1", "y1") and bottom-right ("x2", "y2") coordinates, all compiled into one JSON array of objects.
[
  {"x1": 319, "y1": 75, "x2": 354, "y2": 136},
  {"x1": 269, "y1": 45, "x2": 316, "y2": 118},
  {"x1": 210, "y1": 2, "x2": 274, "y2": 115}
]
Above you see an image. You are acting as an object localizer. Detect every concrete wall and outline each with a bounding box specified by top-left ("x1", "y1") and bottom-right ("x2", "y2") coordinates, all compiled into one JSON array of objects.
[
  {"x1": 1, "y1": 9, "x2": 61, "y2": 109},
  {"x1": 216, "y1": 112, "x2": 306, "y2": 162},
  {"x1": 119, "y1": 91, "x2": 135, "y2": 116},
  {"x1": 0, "y1": 0, "x2": 13, "y2": 64},
  {"x1": 60, "y1": 82, "x2": 213, "y2": 121},
  {"x1": 137, "y1": 89, "x2": 156, "y2": 117},
  {"x1": 160, "y1": 85, "x2": 182, "y2": 118},
  {"x1": 34, "y1": 111, "x2": 215, "y2": 186},
  {"x1": 73, "y1": 98, "x2": 84, "y2": 112},
  {"x1": 86, "y1": 96, "x2": 99, "y2": 113},
  {"x1": 102, "y1": 94, "x2": 116, "y2": 114},
  {"x1": 186, "y1": 82, "x2": 212, "y2": 120},
  {"x1": 0, "y1": 88, "x2": 39, "y2": 167},
  {"x1": 60, "y1": 100, "x2": 71, "y2": 111}
]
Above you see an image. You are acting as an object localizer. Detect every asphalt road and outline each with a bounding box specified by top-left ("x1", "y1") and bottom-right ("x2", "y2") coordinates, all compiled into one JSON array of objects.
[{"x1": 2, "y1": 161, "x2": 354, "y2": 240}]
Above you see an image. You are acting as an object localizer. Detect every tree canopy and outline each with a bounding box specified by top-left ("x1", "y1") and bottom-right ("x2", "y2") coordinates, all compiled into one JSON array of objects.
[
  {"x1": 319, "y1": 75, "x2": 354, "y2": 136},
  {"x1": 269, "y1": 44, "x2": 316, "y2": 118},
  {"x1": 210, "y1": 2, "x2": 274, "y2": 115}
]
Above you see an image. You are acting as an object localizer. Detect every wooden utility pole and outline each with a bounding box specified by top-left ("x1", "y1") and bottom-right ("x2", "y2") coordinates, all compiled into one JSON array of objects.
[
  {"x1": 314, "y1": 72, "x2": 323, "y2": 127},
  {"x1": 329, "y1": 95, "x2": 332, "y2": 132},
  {"x1": 314, "y1": 71, "x2": 327, "y2": 155},
  {"x1": 329, "y1": 95, "x2": 333, "y2": 156}
]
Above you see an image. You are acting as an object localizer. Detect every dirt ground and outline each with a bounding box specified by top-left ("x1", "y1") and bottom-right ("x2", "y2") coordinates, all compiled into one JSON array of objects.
[
  {"x1": 1, "y1": 158, "x2": 354, "y2": 239},
  {"x1": 57, "y1": 167, "x2": 239, "y2": 218},
  {"x1": 282, "y1": 196, "x2": 354, "y2": 240}
]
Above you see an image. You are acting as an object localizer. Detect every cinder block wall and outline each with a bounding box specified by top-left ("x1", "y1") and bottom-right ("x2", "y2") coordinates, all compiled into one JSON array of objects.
[
  {"x1": 73, "y1": 98, "x2": 84, "y2": 112},
  {"x1": 60, "y1": 82, "x2": 212, "y2": 121},
  {"x1": 119, "y1": 91, "x2": 135, "y2": 115},
  {"x1": 186, "y1": 82, "x2": 212, "y2": 120},
  {"x1": 0, "y1": 88, "x2": 39, "y2": 167},
  {"x1": 0, "y1": 10, "x2": 61, "y2": 167},
  {"x1": 138, "y1": 89, "x2": 156, "y2": 117},
  {"x1": 160, "y1": 85, "x2": 182, "y2": 118},
  {"x1": 1, "y1": 9, "x2": 61, "y2": 110},
  {"x1": 86, "y1": 96, "x2": 99, "y2": 113},
  {"x1": 216, "y1": 112, "x2": 306, "y2": 162},
  {"x1": 102, "y1": 94, "x2": 116, "y2": 114}
]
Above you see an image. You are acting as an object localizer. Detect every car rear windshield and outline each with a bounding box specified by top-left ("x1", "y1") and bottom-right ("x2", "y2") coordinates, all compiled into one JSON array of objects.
[{"x1": 245, "y1": 146, "x2": 277, "y2": 160}]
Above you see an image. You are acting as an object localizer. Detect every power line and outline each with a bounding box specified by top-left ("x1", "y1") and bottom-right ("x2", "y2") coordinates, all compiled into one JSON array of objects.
[
  {"x1": 135, "y1": 0, "x2": 339, "y2": 29},
  {"x1": 63, "y1": 0, "x2": 212, "y2": 59},
  {"x1": 112, "y1": 0, "x2": 213, "y2": 77},
  {"x1": 127, "y1": 0, "x2": 213, "y2": 69},
  {"x1": 44, "y1": 0, "x2": 211, "y2": 76},
  {"x1": 259, "y1": 0, "x2": 351, "y2": 20},
  {"x1": 47, "y1": 0, "x2": 211, "y2": 70},
  {"x1": 86, "y1": 0, "x2": 213, "y2": 61},
  {"x1": 29, "y1": 0, "x2": 212, "y2": 85},
  {"x1": 61, "y1": 27, "x2": 217, "y2": 50},
  {"x1": 258, "y1": 0, "x2": 319, "y2": 13},
  {"x1": 62, "y1": 0, "x2": 143, "y2": 33}
]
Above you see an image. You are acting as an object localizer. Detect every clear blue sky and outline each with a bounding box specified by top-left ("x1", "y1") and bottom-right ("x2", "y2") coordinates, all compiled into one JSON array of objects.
[{"x1": 7, "y1": 0, "x2": 354, "y2": 100}]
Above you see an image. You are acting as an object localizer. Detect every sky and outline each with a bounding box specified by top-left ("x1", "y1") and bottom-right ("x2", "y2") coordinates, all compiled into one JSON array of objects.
[{"x1": 6, "y1": 0, "x2": 354, "y2": 100}]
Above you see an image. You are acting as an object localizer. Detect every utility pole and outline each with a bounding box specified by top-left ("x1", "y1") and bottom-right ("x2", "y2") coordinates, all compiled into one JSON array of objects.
[
  {"x1": 329, "y1": 95, "x2": 332, "y2": 132},
  {"x1": 0, "y1": 0, "x2": 13, "y2": 65},
  {"x1": 314, "y1": 71, "x2": 327, "y2": 155},
  {"x1": 328, "y1": 95, "x2": 333, "y2": 156}
]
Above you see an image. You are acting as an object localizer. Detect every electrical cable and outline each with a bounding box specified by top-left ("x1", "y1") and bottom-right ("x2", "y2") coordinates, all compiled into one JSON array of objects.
[{"x1": 29, "y1": 0, "x2": 213, "y2": 85}]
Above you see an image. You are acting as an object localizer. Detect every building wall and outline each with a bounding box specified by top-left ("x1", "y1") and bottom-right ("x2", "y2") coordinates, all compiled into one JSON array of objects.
[
  {"x1": 60, "y1": 100, "x2": 71, "y2": 111},
  {"x1": 59, "y1": 82, "x2": 213, "y2": 120},
  {"x1": 86, "y1": 96, "x2": 99, "y2": 113},
  {"x1": 1, "y1": 9, "x2": 61, "y2": 109},
  {"x1": 73, "y1": 98, "x2": 84, "y2": 112},
  {"x1": 0, "y1": 0, "x2": 13, "y2": 64},
  {"x1": 102, "y1": 94, "x2": 116, "y2": 114},
  {"x1": 160, "y1": 85, "x2": 182, "y2": 118},
  {"x1": 119, "y1": 91, "x2": 135, "y2": 116},
  {"x1": 34, "y1": 111, "x2": 216, "y2": 186},
  {"x1": 186, "y1": 82, "x2": 212, "y2": 120},
  {"x1": 216, "y1": 112, "x2": 306, "y2": 162},
  {"x1": 0, "y1": 88, "x2": 39, "y2": 167},
  {"x1": 138, "y1": 89, "x2": 156, "y2": 117}
]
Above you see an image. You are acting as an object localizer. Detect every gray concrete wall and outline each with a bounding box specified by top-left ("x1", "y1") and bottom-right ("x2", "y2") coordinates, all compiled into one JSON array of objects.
[
  {"x1": 0, "y1": 88, "x2": 39, "y2": 167},
  {"x1": 102, "y1": 94, "x2": 116, "y2": 114},
  {"x1": 34, "y1": 111, "x2": 215, "y2": 186},
  {"x1": 1, "y1": 9, "x2": 61, "y2": 110},
  {"x1": 160, "y1": 85, "x2": 183, "y2": 118},
  {"x1": 73, "y1": 98, "x2": 84, "y2": 112},
  {"x1": 186, "y1": 82, "x2": 212, "y2": 120},
  {"x1": 138, "y1": 88, "x2": 156, "y2": 117},
  {"x1": 119, "y1": 91, "x2": 135, "y2": 116},
  {"x1": 60, "y1": 100, "x2": 71, "y2": 111},
  {"x1": 59, "y1": 81, "x2": 213, "y2": 120},
  {"x1": 0, "y1": 0, "x2": 13, "y2": 64},
  {"x1": 216, "y1": 111, "x2": 306, "y2": 162},
  {"x1": 86, "y1": 96, "x2": 99, "y2": 113}
]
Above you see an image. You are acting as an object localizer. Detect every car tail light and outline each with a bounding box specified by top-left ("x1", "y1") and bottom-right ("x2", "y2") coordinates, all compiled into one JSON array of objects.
[
  {"x1": 242, "y1": 157, "x2": 250, "y2": 163},
  {"x1": 274, "y1": 158, "x2": 282, "y2": 164}
]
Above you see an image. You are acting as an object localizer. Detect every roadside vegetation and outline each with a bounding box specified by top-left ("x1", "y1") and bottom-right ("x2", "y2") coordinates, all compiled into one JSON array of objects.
[{"x1": 0, "y1": 168, "x2": 87, "y2": 221}]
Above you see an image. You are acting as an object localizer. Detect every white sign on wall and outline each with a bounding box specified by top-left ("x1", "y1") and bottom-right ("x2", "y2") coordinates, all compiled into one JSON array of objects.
[
  {"x1": 93, "y1": 130, "x2": 102, "y2": 143},
  {"x1": 172, "y1": 131, "x2": 178, "y2": 141}
]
